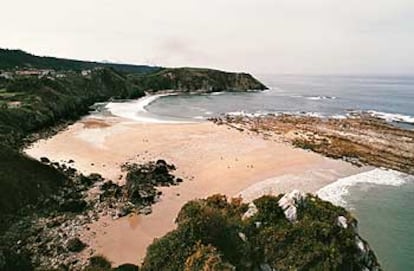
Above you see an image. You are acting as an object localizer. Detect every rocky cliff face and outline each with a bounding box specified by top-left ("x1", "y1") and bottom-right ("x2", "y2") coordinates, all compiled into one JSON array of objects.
[{"x1": 130, "y1": 67, "x2": 267, "y2": 93}]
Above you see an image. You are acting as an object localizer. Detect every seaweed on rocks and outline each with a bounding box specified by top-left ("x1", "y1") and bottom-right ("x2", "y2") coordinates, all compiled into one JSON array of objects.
[{"x1": 0, "y1": 159, "x2": 184, "y2": 270}]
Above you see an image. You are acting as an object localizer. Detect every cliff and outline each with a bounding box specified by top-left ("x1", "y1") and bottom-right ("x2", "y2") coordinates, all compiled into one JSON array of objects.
[{"x1": 129, "y1": 67, "x2": 267, "y2": 93}]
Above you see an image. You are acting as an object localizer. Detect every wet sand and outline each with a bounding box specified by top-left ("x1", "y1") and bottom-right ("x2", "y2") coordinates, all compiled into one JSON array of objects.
[{"x1": 25, "y1": 116, "x2": 367, "y2": 265}]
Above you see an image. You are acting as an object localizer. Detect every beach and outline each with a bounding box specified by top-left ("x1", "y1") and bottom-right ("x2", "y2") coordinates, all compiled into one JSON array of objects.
[{"x1": 25, "y1": 115, "x2": 368, "y2": 265}]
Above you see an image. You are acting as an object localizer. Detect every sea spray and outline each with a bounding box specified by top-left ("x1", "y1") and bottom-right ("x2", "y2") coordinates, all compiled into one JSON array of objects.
[
  {"x1": 105, "y1": 94, "x2": 193, "y2": 123},
  {"x1": 316, "y1": 168, "x2": 412, "y2": 207}
]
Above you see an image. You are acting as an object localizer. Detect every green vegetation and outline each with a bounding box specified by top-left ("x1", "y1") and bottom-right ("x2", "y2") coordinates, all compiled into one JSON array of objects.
[
  {"x1": 129, "y1": 67, "x2": 267, "y2": 93},
  {"x1": 141, "y1": 194, "x2": 382, "y2": 271},
  {"x1": 84, "y1": 255, "x2": 139, "y2": 271},
  {"x1": 0, "y1": 49, "x2": 160, "y2": 74},
  {"x1": 0, "y1": 68, "x2": 144, "y2": 220}
]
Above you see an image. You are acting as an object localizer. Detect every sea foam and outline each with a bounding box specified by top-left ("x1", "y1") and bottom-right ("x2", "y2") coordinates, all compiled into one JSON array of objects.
[
  {"x1": 105, "y1": 94, "x2": 191, "y2": 123},
  {"x1": 317, "y1": 168, "x2": 412, "y2": 207},
  {"x1": 367, "y1": 110, "x2": 414, "y2": 124}
]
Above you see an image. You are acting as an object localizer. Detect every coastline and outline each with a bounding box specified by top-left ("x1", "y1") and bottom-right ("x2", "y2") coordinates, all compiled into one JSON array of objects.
[{"x1": 25, "y1": 114, "x2": 368, "y2": 265}]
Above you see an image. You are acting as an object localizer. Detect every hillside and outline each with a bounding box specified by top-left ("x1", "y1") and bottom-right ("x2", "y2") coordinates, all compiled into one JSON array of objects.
[
  {"x1": 130, "y1": 67, "x2": 267, "y2": 92},
  {"x1": 0, "y1": 68, "x2": 144, "y2": 219},
  {"x1": 0, "y1": 49, "x2": 160, "y2": 74}
]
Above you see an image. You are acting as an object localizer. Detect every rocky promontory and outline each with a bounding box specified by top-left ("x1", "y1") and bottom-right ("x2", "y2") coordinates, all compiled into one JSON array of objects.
[{"x1": 129, "y1": 67, "x2": 267, "y2": 93}]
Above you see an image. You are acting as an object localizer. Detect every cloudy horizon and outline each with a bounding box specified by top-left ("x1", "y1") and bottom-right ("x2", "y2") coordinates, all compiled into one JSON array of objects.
[{"x1": 1, "y1": 0, "x2": 413, "y2": 75}]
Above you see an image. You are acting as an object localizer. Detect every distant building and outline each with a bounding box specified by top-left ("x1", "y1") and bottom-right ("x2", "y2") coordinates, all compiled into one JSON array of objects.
[
  {"x1": 7, "y1": 101, "x2": 22, "y2": 108},
  {"x1": 0, "y1": 71, "x2": 13, "y2": 79},
  {"x1": 16, "y1": 70, "x2": 42, "y2": 76},
  {"x1": 81, "y1": 70, "x2": 92, "y2": 76},
  {"x1": 15, "y1": 69, "x2": 55, "y2": 78}
]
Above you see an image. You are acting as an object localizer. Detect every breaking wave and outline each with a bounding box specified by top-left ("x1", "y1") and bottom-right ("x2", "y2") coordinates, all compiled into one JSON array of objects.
[{"x1": 316, "y1": 168, "x2": 413, "y2": 207}]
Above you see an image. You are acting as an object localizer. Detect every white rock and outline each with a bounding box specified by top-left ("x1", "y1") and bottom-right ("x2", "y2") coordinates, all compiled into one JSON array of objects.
[
  {"x1": 356, "y1": 236, "x2": 366, "y2": 252},
  {"x1": 242, "y1": 202, "x2": 258, "y2": 220},
  {"x1": 278, "y1": 190, "x2": 306, "y2": 223},
  {"x1": 337, "y1": 216, "x2": 348, "y2": 229},
  {"x1": 238, "y1": 232, "x2": 247, "y2": 242}
]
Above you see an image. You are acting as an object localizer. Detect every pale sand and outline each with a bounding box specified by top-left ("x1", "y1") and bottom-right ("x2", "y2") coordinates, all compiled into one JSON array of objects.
[{"x1": 25, "y1": 116, "x2": 368, "y2": 265}]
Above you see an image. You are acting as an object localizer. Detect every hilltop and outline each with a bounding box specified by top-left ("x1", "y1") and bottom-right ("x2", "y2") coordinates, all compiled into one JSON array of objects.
[{"x1": 0, "y1": 49, "x2": 160, "y2": 74}]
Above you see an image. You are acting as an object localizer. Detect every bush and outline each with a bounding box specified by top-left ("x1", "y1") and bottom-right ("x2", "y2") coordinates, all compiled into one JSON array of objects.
[
  {"x1": 84, "y1": 255, "x2": 112, "y2": 271},
  {"x1": 141, "y1": 194, "x2": 382, "y2": 271}
]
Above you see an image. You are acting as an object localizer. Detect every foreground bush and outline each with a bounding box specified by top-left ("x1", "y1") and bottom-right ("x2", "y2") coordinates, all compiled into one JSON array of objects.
[{"x1": 142, "y1": 192, "x2": 382, "y2": 271}]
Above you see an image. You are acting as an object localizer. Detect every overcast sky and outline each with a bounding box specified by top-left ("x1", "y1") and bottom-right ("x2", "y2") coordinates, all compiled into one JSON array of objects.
[{"x1": 1, "y1": 0, "x2": 413, "y2": 74}]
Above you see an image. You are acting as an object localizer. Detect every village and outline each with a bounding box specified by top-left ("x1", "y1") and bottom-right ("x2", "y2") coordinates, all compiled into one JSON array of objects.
[
  {"x1": 0, "y1": 68, "x2": 99, "y2": 110},
  {"x1": 0, "y1": 68, "x2": 94, "y2": 80}
]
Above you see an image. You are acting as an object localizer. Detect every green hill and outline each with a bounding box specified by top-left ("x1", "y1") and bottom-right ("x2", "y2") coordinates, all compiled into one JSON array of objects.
[{"x1": 0, "y1": 48, "x2": 160, "y2": 74}]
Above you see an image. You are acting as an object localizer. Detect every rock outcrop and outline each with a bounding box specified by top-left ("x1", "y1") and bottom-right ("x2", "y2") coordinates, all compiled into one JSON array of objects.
[
  {"x1": 277, "y1": 189, "x2": 306, "y2": 223},
  {"x1": 130, "y1": 67, "x2": 267, "y2": 93}
]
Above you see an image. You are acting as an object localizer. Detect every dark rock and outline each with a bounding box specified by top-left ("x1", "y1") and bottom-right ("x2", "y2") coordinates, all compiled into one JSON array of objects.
[
  {"x1": 114, "y1": 263, "x2": 140, "y2": 271},
  {"x1": 87, "y1": 255, "x2": 111, "y2": 269},
  {"x1": 139, "y1": 206, "x2": 152, "y2": 215},
  {"x1": 116, "y1": 205, "x2": 133, "y2": 218},
  {"x1": 80, "y1": 173, "x2": 103, "y2": 186},
  {"x1": 59, "y1": 199, "x2": 87, "y2": 213},
  {"x1": 40, "y1": 157, "x2": 50, "y2": 163},
  {"x1": 66, "y1": 238, "x2": 86, "y2": 252}
]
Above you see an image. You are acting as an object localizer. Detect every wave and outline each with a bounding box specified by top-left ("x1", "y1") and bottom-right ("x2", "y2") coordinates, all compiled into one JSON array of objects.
[
  {"x1": 306, "y1": 96, "x2": 337, "y2": 100},
  {"x1": 209, "y1": 91, "x2": 226, "y2": 96},
  {"x1": 105, "y1": 94, "x2": 192, "y2": 123},
  {"x1": 286, "y1": 95, "x2": 337, "y2": 100},
  {"x1": 316, "y1": 168, "x2": 413, "y2": 207},
  {"x1": 366, "y1": 110, "x2": 414, "y2": 124}
]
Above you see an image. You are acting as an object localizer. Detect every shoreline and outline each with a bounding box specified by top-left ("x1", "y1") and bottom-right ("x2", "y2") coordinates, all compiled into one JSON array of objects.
[{"x1": 25, "y1": 115, "x2": 369, "y2": 266}]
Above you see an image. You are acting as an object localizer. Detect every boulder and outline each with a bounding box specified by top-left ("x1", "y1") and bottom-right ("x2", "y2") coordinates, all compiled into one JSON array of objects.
[
  {"x1": 40, "y1": 157, "x2": 50, "y2": 163},
  {"x1": 278, "y1": 190, "x2": 306, "y2": 223},
  {"x1": 242, "y1": 202, "x2": 258, "y2": 220},
  {"x1": 66, "y1": 238, "x2": 86, "y2": 252}
]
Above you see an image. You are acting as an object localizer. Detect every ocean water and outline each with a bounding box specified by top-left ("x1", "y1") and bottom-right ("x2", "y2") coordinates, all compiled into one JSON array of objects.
[
  {"x1": 143, "y1": 74, "x2": 414, "y2": 125},
  {"x1": 346, "y1": 181, "x2": 414, "y2": 270},
  {"x1": 104, "y1": 74, "x2": 414, "y2": 269},
  {"x1": 316, "y1": 169, "x2": 414, "y2": 270}
]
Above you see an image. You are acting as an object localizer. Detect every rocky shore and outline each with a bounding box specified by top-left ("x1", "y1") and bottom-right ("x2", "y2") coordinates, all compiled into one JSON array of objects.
[
  {"x1": 211, "y1": 113, "x2": 414, "y2": 174},
  {"x1": 0, "y1": 159, "x2": 183, "y2": 270}
]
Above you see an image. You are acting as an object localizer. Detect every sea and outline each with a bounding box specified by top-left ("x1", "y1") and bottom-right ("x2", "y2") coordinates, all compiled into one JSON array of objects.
[{"x1": 103, "y1": 74, "x2": 414, "y2": 270}]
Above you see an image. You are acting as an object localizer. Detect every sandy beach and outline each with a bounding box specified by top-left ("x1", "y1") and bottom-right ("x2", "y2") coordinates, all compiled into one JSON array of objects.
[{"x1": 25, "y1": 116, "x2": 368, "y2": 265}]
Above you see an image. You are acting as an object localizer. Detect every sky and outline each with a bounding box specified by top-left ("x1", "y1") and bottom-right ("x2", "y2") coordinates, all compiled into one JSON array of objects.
[{"x1": 1, "y1": 0, "x2": 413, "y2": 74}]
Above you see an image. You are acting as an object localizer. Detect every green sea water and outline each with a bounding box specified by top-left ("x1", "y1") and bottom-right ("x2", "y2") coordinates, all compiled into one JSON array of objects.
[{"x1": 346, "y1": 182, "x2": 414, "y2": 271}]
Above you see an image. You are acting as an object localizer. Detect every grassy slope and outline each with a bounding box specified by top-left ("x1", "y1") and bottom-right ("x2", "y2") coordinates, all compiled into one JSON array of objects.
[{"x1": 0, "y1": 48, "x2": 160, "y2": 74}]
